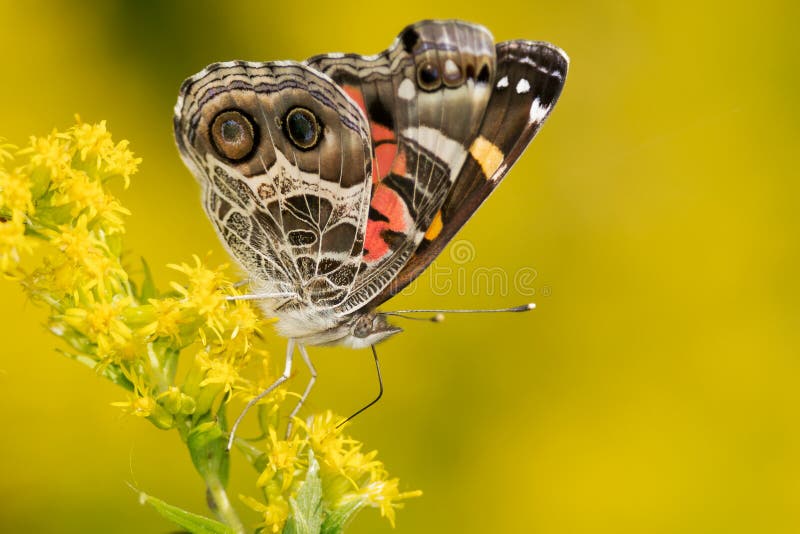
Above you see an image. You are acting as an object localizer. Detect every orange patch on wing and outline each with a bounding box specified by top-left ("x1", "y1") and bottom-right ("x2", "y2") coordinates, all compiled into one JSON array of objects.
[
  {"x1": 364, "y1": 185, "x2": 410, "y2": 263},
  {"x1": 469, "y1": 136, "x2": 504, "y2": 179},
  {"x1": 342, "y1": 85, "x2": 367, "y2": 114},
  {"x1": 375, "y1": 143, "x2": 397, "y2": 182},
  {"x1": 370, "y1": 122, "x2": 394, "y2": 143},
  {"x1": 424, "y1": 210, "x2": 443, "y2": 241},
  {"x1": 390, "y1": 150, "x2": 407, "y2": 176}
]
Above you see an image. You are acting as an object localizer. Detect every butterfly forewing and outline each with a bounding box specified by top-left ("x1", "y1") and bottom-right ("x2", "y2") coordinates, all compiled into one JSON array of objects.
[
  {"x1": 367, "y1": 40, "x2": 569, "y2": 305},
  {"x1": 306, "y1": 20, "x2": 498, "y2": 314}
]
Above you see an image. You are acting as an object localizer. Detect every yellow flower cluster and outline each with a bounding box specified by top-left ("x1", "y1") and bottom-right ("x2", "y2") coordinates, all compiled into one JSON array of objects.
[
  {"x1": 242, "y1": 412, "x2": 422, "y2": 532},
  {"x1": 0, "y1": 119, "x2": 419, "y2": 533}
]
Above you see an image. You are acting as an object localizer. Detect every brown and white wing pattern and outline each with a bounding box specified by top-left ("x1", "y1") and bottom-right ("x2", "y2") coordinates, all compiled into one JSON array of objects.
[
  {"x1": 174, "y1": 61, "x2": 373, "y2": 311},
  {"x1": 306, "y1": 20, "x2": 498, "y2": 313},
  {"x1": 369, "y1": 40, "x2": 569, "y2": 305},
  {"x1": 175, "y1": 20, "x2": 568, "y2": 338}
]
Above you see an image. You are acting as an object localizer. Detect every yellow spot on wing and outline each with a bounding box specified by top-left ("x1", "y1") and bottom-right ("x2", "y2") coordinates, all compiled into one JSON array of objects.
[
  {"x1": 424, "y1": 210, "x2": 443, "y2": 241},
  {"x1": 469, "y1": 136, "x2": 504, "y2": 179}
]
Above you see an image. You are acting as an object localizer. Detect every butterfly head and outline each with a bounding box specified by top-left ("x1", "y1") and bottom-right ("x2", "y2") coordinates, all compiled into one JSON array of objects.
[
  {"x1": 345, "y1": 312, "x2": 402, "y2": 348},
  {"x1": 269, "y1": 306, "x2": 400, "y2": 348}
]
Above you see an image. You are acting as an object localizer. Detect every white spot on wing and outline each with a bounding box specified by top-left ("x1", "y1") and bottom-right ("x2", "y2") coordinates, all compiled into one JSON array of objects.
[
  {"x1": 496, "y1": 76, "x2": 509, "y2": 89},
  {"x1": 528, "y1": 98, "x2": 551, "y2": 124},
  {"x1": 444, "y1": 59, "x2": 460, "y2": 78},
  {"x1": 492, "y1": 163, "x2": 508, "y2": 182},
  {"x1": 398, "y1": 78, "x2": 416, "y2": 100},
  {"x1": 516, "y1": 79, "x2": 531, "y2": 94}
]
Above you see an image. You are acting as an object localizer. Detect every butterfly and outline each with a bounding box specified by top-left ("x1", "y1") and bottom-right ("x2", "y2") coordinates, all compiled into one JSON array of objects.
[{"x1": 173, "y1": 20, "x2": 568, "y2": 445}]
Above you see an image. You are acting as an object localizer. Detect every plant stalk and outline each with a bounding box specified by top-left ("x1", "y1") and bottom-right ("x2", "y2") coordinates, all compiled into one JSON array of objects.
[{"x1": 207, "y1": 475, "x2": 245, "y2": 534}]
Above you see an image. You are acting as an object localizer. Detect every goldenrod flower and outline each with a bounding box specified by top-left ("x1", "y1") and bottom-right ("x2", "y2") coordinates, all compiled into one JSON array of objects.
[
  {"x1": 0, "y1": 212, "x2": 32, "y2": 274},
  {"x1": 0, "y1": 119, "x2": 419, "y2": 533},
  {"x1": 138, "y1": 297, "x2": 185, "y2": 342},
  {"x1": 169, "y1": 256, "x2": 230, "y2": 338},
  {"x1": 240, "y1": 493, "x2": 290, "y2": 533},
  {"x1": 19, "y1": 130, "x2": 73, "y2": 179},
  {"x1": 0, "y1": 168, "x2": 33, "y2": 214},
  {"x1": 256, "y1": 428, "x2": 304, "y2": 493},
  {"x1": 343, "y1": 477, "x2": 423, "y2": 528}
]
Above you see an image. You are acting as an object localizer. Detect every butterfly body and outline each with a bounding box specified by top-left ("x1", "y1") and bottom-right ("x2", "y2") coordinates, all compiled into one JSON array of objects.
[{"x1": 174, "y1": 20, "x2": 567, "y2": 349}]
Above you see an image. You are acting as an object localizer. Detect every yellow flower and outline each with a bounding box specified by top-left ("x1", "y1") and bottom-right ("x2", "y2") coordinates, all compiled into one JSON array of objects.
[
  {"x1": 73, "y1": 119, "x2": 114, "y2": 163},
  {"x1": 52, "y1": 169, "x2": 104, "y2": 212},
  {"x1": 169, "y1": 256, "x2": 229, "y2": 337},
  {"x1": 111, "y1": 372, "x2": 157, "y2": 417},
  {"x1": 301, "y1": 411, "x2": 354, "y2": 473},
  {"x1": 62, "y1": 293, "x2": 134, "y2": 359},
  {"x1": 197, "y1": 350, "x2": 242, "y2": 395},
  {"x1": 19, "y1": 130, "x2": 72, "y2": 180},
  {"x1": 342, "y1": 477, "x2": 423, "y2": 528},
  {"x1": 0, "y1": 140, "x2": 15, "y2": 163},
  {"x1": 257, "y1": 428, "x2": 304, "y2": 493},
  {"x1": 112, "y1": 391, "x2": 157, "y2": 418},
  {"x1": 101, "y1": 138, "x2": 140, "y2": 186},
  {"x1": 47, "y1": 216, "x2": 125, "y2": 291},
  {"x1": 71, "y1": 118, "x2": 141, "y2": 185},
  {"x1": 240, "y1": 493, "x2": 290, "y2": 533},
  {"x1": 225, "y1": 298, "x2": 262, "y2": 353},
  {"x1": 0, "y1": 212, "x2": 33, "y2": 273},
  {"x1": 137, "y1": 297, "x2": 185, "y2": 342},
  {"x1": 0, "y1": 167, "x2": 34, "y2": 214},
  {"x1": 50, "y1": 169, "x2": 131, "y2": 232}
]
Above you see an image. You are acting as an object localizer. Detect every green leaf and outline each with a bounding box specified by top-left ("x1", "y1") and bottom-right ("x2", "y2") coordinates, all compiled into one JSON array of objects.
[
  {"x1": 320, "y1": 499, "x2": 365, "y2": 534},
  {"x1": 138, "y1": 257, "x2": 158, "y2": 301},
  {"x1": 188, "y1": 421, "x2": 230, "y2": 487},
  {"x1": 159, "y1": 341, "x2": 180, "y2": 385},
  {"x1": 58, "y1": 349, "x2": 135, "y2": 391},
  {"x1": 139, "y1": 491, "x2": 234, "y2": 534},
  {"x1": 28, "y1": 166, "x2": 50, "y2": 200},
  {"x1": 283, "y1": 450, "x2": 324, "y2": 534}
]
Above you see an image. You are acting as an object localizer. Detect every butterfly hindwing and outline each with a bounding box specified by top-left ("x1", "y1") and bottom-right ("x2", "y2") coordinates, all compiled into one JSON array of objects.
[{"x1": 367, "y1": 40, "x2": 569, "y2": 305}]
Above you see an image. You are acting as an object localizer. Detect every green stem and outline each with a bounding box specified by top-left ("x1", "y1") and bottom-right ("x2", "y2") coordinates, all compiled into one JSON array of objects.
[{"x1": 207, "y1": 475, "x2": 246, "y2": 534}]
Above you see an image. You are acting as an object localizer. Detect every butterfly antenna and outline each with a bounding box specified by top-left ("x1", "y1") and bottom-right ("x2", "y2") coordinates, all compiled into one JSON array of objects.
[
  {"x1": 226, "y1": 292, "x2": 294, "y2": 302},
  {"x1": 384, "y1": 302, "x2": 536, "y2": 315},
  {"x1": 386, "y1": 312, "x2": 446, "y2": 323},
  {"x1": 337, "y1": 345, "x2": 384, "y2": 429}
]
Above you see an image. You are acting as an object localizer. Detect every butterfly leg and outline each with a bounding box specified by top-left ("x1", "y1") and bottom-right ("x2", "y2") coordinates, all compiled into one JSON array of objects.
[
  {"x1": 227, "y1": 339, "x2": 296, "y2": 451},
  {"x1": 285, "y1": 343, "x2": 317, "y2": 438}
]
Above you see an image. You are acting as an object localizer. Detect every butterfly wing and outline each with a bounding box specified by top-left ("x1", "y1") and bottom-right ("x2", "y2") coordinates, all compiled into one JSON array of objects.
[
  {"x1": 367, "y1": 40, "x2": 569, "y2": 306},
  {"x1": 174, "y1": 61, "x2": 374, "y2": 310},
  {"x1": 175, "y1": 23, "x2": 568, "y2": 323},
  {"x1": 306, "y1": 20, "x2": 498, "y2": 313}
]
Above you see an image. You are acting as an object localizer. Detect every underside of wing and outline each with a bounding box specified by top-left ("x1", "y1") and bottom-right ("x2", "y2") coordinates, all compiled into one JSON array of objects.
[
  {"x1": 367, "y1": 40, "x2": 570, "y2": 307},
  {"x1": 174, "y1": 61, "x2": 374, "y2": 311}
]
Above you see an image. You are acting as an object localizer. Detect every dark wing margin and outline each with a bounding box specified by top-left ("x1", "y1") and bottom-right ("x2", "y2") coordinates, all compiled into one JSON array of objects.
[{"x1": 367, "y1": 40, "x2": 569, "y2": 307}]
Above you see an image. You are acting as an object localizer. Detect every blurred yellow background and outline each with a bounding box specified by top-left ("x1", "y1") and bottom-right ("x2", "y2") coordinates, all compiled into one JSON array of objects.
[{"x1": 1, "y1": 1, "x2": 798, "y2": 532}]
